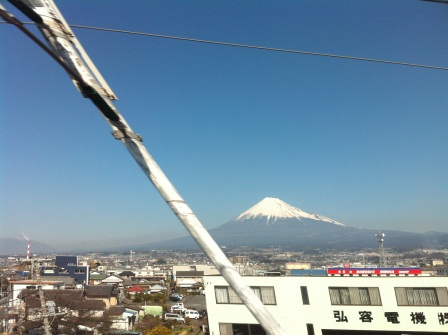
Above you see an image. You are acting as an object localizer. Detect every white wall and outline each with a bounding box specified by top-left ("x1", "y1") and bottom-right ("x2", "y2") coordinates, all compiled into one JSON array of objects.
[{"x1": 205, "y1": 275, "x2": 448, "y2": 335}]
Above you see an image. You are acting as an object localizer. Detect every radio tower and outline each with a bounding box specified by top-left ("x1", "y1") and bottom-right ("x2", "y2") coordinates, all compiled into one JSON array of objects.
[{"x1": 376, "y1": 232, "x2": 386, "y2": 267}]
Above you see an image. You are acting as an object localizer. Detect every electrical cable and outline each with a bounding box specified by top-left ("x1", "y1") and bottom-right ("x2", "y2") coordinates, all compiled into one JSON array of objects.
[
  {"x1": 1, "y1": 20, "x2": 447, "y2": 71},
  {"x1": 66, "y1": 24, "x2": 448, "y2": 71}
]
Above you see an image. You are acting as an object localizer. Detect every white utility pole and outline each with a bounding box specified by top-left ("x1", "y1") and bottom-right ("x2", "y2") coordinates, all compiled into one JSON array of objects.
[{"x1": 0, "y1": 1, "x2": 286, "y2": 334}]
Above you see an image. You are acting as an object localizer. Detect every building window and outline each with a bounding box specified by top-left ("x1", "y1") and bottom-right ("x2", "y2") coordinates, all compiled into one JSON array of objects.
[
  {"x1": 215, "y1": 286, "x2": 234, "y2": 304},
  {"x1": 252, "y1": 286, "x2": 276, "y2": 305},
  {"x1": 329, "y1": 287, "x2": 381, "y2": 305},
  {"x1": 219, "y1": 323, "x2": 266, "y2": 335},
  {"x1": 215, "y1": 286, "x2": 276, "y2": 305},
  {"x1": 301, "y1": 286, "x2": 310, "y2": 305},
  {"x1": 395, "y1": 287, "x2": 448, "y2": 306}
]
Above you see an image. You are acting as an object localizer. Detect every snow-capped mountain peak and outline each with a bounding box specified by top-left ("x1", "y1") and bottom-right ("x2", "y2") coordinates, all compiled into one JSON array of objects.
[{"x1": 235, "y1": 197, "x2": 345, "y2": 226}]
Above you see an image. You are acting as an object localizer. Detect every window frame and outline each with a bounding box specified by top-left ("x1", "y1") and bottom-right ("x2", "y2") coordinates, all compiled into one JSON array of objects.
[
  {"x1": 215, "y1": 285, "x2": 277, "y2": 305},
  {"x1": 329, "y1": 287, "x2": 382, "y2": 306},
  {"x1": 395, "y1": 287, "x2": 448, "y2": 306}
]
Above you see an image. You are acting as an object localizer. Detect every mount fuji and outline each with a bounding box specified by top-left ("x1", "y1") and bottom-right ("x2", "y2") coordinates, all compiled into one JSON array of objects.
[
  {"x1": 123, "y1": 197, "x2": 448, "y2": 251},
  {"x1": 205, "y1": 197, "x2": 356, "y2": 248},
  {"x1": 234, "y1": 197, "x2": 346, "y2": 227}
]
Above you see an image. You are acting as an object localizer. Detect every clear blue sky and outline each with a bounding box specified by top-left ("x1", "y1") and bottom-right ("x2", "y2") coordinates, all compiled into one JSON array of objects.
[{"x1": 1, "y1": 0, "x2": 447, "y2": 251}]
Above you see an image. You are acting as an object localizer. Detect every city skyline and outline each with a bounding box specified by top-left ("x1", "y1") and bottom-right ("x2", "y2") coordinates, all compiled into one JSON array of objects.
[{"x1": 1, "y1": 1, "x2": 447, "y2": 250}]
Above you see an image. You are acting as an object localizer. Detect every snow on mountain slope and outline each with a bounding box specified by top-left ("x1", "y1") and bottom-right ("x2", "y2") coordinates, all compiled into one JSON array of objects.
[{"x1": 235, "y1": 197, "x2": 346, "y2": 226}]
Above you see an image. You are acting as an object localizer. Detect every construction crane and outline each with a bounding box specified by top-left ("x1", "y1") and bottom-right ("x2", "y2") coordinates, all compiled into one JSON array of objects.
[{"x1": 0, "y1": 1, "x2": 286, "y2": 334}]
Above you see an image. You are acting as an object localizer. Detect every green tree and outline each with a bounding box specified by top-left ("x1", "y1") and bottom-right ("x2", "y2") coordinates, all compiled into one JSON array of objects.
[
  {"x1": 133, "y1": 292, "x2": 144, "y2": 302},
  {"x1": 146, "y1": 325, "x2": 173, "y2": 335},
  {"x1": 146, "y1": 292, "x2": 165, "y2": 304},
  {"x1": 135, "y1": 315, "x2": 163, "y2": 333}
]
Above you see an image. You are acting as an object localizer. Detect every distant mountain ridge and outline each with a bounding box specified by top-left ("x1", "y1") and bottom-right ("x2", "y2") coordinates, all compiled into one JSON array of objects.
[
  {"x1": 0, "y1": 238, "x2": 59, "y2": 256},
  {"x1": 125, "y1": 197, "x2": 448, "y2": 251},
  {"x1": 2, "y1": 198, "x2": 448, "y2": 254}
]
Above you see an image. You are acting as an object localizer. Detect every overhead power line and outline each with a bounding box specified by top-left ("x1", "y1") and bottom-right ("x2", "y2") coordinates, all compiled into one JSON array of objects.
[
  {"x1": 1, "y1": 20, "x2": 447, "y2": 71},
  {"x1": 69, "y1": 24, "x2": 448, "y2": 71}
]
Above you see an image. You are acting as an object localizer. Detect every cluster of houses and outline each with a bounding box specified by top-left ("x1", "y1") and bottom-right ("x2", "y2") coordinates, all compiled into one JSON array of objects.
[
  {"x1": 1, "y1": 255, "x2": 219, "y2": 334},
  {"x1": 4, "y1": 252, "x2": 448, "y2": 335}
]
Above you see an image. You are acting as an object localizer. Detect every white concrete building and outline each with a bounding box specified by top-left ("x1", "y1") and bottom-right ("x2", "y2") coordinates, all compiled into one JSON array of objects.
[
  {"x1": 285, "y1": 262, "x2": 312, "y2": 270},
  {"x1": 172, "y1": 264, "x2": 220, "y2": 278},
  {"x1": 9, "y1": 280, "x2": 65, "y2": 307},
  {"x1": 204, "y1": 275, "x2": 448, "y2": 335}
]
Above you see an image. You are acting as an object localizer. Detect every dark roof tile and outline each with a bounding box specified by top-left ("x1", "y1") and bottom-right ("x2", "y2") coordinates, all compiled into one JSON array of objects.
[{"x1": 84, "y1": 285, "x2": 114, "y2": 297}]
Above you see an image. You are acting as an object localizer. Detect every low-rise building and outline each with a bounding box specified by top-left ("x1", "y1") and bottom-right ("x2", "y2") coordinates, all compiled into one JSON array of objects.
[
  {"x1": 285, "y1": 262, "x2": 311, "y2": 270},
  {"x1": 84, "y1": 285, "x2": 119, "y2": 308},
  {"x1": 9, "y1": 280, "x2": 65, "y2": 307},
  {"x1": 204, "y1": 274, "x2": 448, "y2": 335},
  {"x1": 432, "y1": 259, "x2": 444, "y2": 267},
  {"x1": 40, "y1": 255, "x2": 89, "y2": 287}
]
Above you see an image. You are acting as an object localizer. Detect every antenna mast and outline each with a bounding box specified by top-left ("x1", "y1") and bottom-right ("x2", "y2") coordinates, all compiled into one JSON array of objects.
[
  {"x1": 375, "y1": 232, "x2": 386, "y2": 267},
  {"x1": 33, "y1": 259, "x2": 51, "y2": 335}
]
